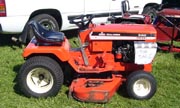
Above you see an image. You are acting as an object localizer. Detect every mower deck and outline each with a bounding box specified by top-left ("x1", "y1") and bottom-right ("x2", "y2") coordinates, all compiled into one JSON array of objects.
[{"x1": 69, "y1": 74, "x2": 124, "y2": 103}]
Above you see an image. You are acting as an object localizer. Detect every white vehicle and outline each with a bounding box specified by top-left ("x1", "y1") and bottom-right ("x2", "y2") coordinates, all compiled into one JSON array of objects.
[{"x1": 0, "y1": 0, "x2": 162, "y2": 42}]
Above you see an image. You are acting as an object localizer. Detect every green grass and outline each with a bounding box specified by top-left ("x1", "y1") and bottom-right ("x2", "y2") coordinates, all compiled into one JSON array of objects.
[{"x1": 0, "y1": 35, "x2": 180, "y2": 108}]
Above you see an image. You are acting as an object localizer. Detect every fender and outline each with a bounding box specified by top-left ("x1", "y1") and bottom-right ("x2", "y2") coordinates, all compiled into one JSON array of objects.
[{"x1": 23, "y1": 39, "x2": 70, "y2": 62}]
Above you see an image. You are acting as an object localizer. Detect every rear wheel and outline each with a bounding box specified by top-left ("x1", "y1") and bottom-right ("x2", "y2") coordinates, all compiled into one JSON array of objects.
[
  {"x1": 18, "y1": 56, "x2": 64, "y2": 98},
  {"x1": 126, "y1": 70, "x2": 157, "y2": 100},
  {"x1": 27, "y1": 14, "x2": 59, "y2": 41}
]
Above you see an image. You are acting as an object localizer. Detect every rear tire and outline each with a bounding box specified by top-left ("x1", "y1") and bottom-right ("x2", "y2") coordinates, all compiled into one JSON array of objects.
[
  {"x1": 27, "y1": 14, "x2": 59, "y2": 42},
  {"x1": 17, "y1": 56, "x2": 64, "y2": 98},
  {"x1": 126, "y1": 70, "x2": 156, "y2": 100}
]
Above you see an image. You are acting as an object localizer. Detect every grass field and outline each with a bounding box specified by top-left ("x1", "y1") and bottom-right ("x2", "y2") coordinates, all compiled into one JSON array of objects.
[{"x1": 0, "y1": 34, "x2": 180, "y2": 108}]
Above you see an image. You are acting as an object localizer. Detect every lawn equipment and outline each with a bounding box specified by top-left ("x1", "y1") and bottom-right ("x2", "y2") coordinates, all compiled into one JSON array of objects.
[
  {"x1": 17, "y1": 14, "x2": 157, "y2": 103},
  {"x1": 153, "y1": 7, "x2": 180, "y2": 52}
]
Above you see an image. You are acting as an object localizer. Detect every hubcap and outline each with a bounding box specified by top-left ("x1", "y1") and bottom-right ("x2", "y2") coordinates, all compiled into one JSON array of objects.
[
  {"x1": 133, "y1": 78, "x2": 151, "y2": 97},
  {"x1": 26, "y1": 68, "x2": 54, "y2": 94},
  {"x1": 40, "y1": 21, "x2": 54, "y2": 30}
]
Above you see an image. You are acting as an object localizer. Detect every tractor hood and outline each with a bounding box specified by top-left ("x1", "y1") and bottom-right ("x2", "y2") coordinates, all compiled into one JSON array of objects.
[{"x1": 90, "y1": 24, "x2": 157, "y2": 42}]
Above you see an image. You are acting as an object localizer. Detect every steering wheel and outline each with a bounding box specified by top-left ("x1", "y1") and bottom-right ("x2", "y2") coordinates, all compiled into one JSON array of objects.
[{"x1": 69, "y1": 14, "x2": 94, "y2": 30}]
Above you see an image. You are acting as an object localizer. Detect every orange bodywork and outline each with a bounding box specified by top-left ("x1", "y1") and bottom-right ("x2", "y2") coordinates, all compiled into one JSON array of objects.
[
  {"x1": 23, "y1": 38, "x2": 71, "y2": 61},
  {"x1": 92, "y1": 24, "x2": 156, "y2": 35},
  {"x1": 23, "y1": 24, "x2": 155, "y2": 73},
  {"x1": 23, "y1": 23, "x2": 157, "y2": 103},
  {"x1": 68, "y1": 51, "x2": 152, "y2": 73},
  {"x1": 90, "y1": 24, "x2": 157, "y2": 42},
  {"x1": 90, "y1": 40, "x2": 112, "y2": 52}
]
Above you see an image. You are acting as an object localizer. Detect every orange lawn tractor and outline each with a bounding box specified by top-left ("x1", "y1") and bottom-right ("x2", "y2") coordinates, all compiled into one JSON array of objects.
[{"x1": 17, "y1": 15, "x2": 157, "y2": 103}]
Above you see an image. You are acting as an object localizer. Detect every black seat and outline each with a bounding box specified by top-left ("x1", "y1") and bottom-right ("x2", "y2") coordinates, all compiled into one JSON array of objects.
[{"x1": 29, "y1": 21, "x2": 65, "y2": 45}]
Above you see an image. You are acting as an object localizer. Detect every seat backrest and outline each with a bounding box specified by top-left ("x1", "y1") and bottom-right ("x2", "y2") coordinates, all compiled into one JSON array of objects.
[
  {"x1": 28, "y1": 21, "x2": 65, "y2": 44},
  {"x1": 29, "y1": 21, "x2": 49, "y2": 40}
]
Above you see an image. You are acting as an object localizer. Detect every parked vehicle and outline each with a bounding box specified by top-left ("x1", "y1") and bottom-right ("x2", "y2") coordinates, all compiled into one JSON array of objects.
[
  {"x1": 0, "y1": 0, "x2": 162, "y2": 42},
  {"x1": 17, "y1": 14, "x2": 157, "y2": 103}
]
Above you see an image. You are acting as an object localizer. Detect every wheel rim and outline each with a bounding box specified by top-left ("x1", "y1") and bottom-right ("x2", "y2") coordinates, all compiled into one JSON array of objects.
[
  {"x1": 40, "y1": 21, "x2": 55, "y2": 31},
  {"x1": 133, "y1": 78, "x2": 151, "y2": 97},
  {"x1": 26, "y1": 68, "x2": 54, "y2": 94}
]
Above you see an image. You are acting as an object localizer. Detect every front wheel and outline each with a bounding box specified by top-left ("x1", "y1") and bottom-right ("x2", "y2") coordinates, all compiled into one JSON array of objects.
[
  {"x1": 17, "y1": 56, "x2": 64, "y2": 98},
  {"x1": 126, "y1": 71, "x2": 157, "y2": 100}
]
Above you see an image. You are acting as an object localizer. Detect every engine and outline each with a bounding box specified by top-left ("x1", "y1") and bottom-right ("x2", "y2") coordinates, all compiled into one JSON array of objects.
[
  {"x1": 113, "y1": 41, "x2": 134, "y2": 63},
  {"x1": 113, "y1": 40, "x2": 157, "y2": 64}
]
